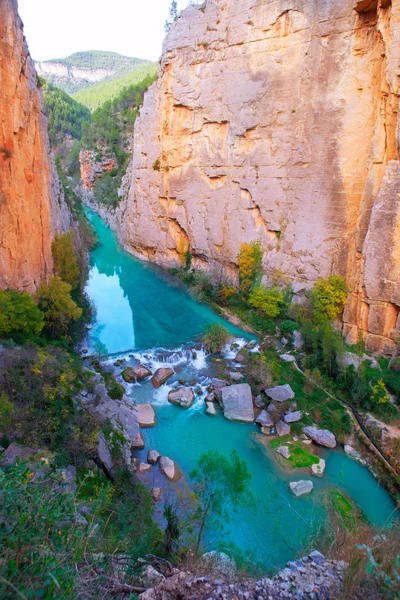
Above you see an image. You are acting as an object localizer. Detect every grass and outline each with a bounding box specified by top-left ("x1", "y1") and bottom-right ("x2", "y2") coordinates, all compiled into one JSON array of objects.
[
  {"x1": 270, "y1": 435, "x2": 319, "y2": 468},
  {"x1": 329, "y1": 490, "x2": 361, "y2": 531}
]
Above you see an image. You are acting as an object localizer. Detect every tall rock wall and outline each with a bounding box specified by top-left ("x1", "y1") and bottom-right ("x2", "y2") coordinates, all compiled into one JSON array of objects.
[
  {"x1": 0, "y1": 0, "x2": 70, "y2": 292},
  {"x1": 119, "y1": 0, "x2": 400, "y2": 354}
]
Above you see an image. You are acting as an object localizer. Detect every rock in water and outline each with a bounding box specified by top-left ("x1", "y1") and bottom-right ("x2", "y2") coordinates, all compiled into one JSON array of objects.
[
  {"x1": 121, "y1": 367, "x2": 136, "y2": 383},
  {"x1": 311, "y1": 459, "x2": 326, "y2": 477},
  {"x1": 151, "y1": 487, "x2": 162, "y2": 502},
  {"x1": 168, "y1": 387, "x2": 195, "y2": 408},
  {"x1": 289, "y1": 480, "x2": 314, "y2": 496},
  {"x1": 132, "y1": 364, "x2": 152, "y2": 380},
  {"x1": 303, "y1": 426, "x2": 337, "y2": 448},
  {"x1": 344, "y1": 444, "x2": 362, "y2": 460},
  {"x1": 147, "y1": 449, "x2": 161, "y2": 464},
  {"x1": 159, "y1": 456, "x2": 181, "y2": 481},
  {"x1": 131, "y1": 432, "x2": 145, "y2": 449},
  {"x1": 265, "y1": 385, "x2": 295, "y2": 402},
  {"x1": 151, "y1": 368, "x2": 174, "y2": 388},
  {"x1": 221, "y1": 383, "x2": 255, "y2": 422},
  {"x1": 206, "y1": 401, "x2": 218, "y2": 416},
  {"x1": 137, "y1": 404, "x2": 157, "y2": 428}
]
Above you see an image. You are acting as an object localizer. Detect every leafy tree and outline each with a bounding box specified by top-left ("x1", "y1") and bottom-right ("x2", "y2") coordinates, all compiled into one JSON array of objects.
[
  {"x1": 190, "y1": 452, "x2": 252, "y2": 552},
  {"x1": 52, "y1": 231, "x2": 80, "y2": 289},
  {"x1": 190, "y1": 450, "x2": 252, "y2": 553},
  {"x1": 0, "y1": 289, "x2": 44, "y2": 339},
  {"x1": 309, "y1": 275, "x2": 348, "y2": 322},
  {"x1": 248, "y1": 286, "x2": 283, "y2": 319},
  {"x1": 164, "y1": 504, "x2": 180, "y2": 554},
  {"x1": 237, "y1": 241, "x2": 263, "y2": 295},
  {"x1": 203, "y1": 323, "x2": 231, "y2": 353},
  {"x1": 165, "y1": 0, "x2": 178, "y2": 32},
  {"x1": 36, "y1": 277, "x2": 82, "y2": 338}
]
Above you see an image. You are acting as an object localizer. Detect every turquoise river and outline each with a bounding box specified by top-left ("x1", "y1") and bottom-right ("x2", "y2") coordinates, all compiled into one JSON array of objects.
[{"x1": 85, "y1": 209, "x2": 398, "y2": 568}]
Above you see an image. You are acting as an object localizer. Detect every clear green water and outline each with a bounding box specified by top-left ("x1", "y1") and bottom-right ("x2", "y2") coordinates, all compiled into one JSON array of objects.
[{"x1": 85, "y1": 209, "x2": 398, "y2": 567}]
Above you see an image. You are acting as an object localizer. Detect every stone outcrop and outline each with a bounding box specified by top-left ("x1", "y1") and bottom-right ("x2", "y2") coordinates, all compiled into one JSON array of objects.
[
  {"x1": 0, "y1": 0, "x2": 69, "y2": 292},
  {"x1": 221, "y1": 383, "x2": 255, "y2": 422},
  {"x1": 80, "y1": 149, "x2": 116, "y2": 191},
  {"x1": 303, "y1": 426, "x2": 337, "y2": 448},
  {"x1": 118, "y1": 0, "x2": 400, "y2": 355}
]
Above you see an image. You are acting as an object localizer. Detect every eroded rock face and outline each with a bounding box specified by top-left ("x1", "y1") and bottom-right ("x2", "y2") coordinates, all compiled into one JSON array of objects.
[
  {"x1": 0, "y1": 0, "x2": 69, "y2": 292},
  {"x1": 118, "y1": 0, "x2": 400, "y2": 354}
]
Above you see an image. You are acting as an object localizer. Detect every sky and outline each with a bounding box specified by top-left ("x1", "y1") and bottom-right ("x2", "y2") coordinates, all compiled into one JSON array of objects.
[{"x1": 18, "y1": 0, "x2": 192, "y2": 62}]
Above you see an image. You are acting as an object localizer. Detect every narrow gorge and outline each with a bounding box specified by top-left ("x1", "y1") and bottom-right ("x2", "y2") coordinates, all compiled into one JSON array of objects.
[{"x1": 110, "y1": 0, "x2": 400, "y2": 356}]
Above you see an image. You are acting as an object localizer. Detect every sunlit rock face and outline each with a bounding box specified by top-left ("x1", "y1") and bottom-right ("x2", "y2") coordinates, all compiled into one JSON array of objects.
[
  {"x1": 119, "y1": 0, "x2": 400, "y2": 354},
  {"x1": 0, "y1": 0, "x2": 70, "y2": 292}
]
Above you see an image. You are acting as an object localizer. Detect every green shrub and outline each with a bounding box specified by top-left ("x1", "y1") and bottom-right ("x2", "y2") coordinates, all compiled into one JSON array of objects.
[
  {"x1": 52, "y1": 231, "x2": 80, "y2": 289},
  {"x1": 0, "y1": 290, "x2": 44, "y2": 340},
  {"x1": 36, "y1": 276, "x2": 82, "y2": 338},
  {"x1": 309, "y1": 275, "x2": 348, "y2": 322},
  {"x1": 153, "y1": 158, "x2": 161, "y2": 171},
  {"x1": 203, "y1": 323, "x2": 231, "y2": 353},
  {"x1": 248, "y1": 286, "x2": 284, "y2": 319},
  {"x1": 237, "y1": 241, "x2": 263, "y2": 295},
  {"x1": 279, "y1": 319, "x2": 299, "y2": 334}
]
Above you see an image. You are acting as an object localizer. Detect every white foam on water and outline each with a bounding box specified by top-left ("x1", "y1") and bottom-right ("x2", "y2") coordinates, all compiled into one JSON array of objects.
[{"x1": 222, "y1": 338, "x2": 248, "y2": 360}]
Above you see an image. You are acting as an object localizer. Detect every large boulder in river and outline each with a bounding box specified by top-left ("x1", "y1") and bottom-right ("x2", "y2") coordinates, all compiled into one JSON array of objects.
[
  {"x1": 132, "y1": 364, "x2": 152, "y2": 380},
  {"x1": 303, "y1": 426, "x2": 336, "y2": 448},
  {"x1": 289, "y1": 480, "x2": 314, "y2": 496},
  {"x1": 159, "y1": 456, "x2": 181, "y2": 481},
  {"x1": 137, "y1": 404, "x2": 157, "y2": 428},
  {"x1": 265, "y1": 384, "x2": 295, "y2": 402},
  {"x1": 121, "y1": 367, "x2": 136, "y2": 383},
  {"x1": 168, "y1": 387, "x2": 195, "y2": 408},
  {"x1": 221, "y1": 383, "x2": 255, "y2": 423},
  {"x1": 151, "y1": 368, "x2": 174, "y2": 388},
  {"x1": 147, "y1": 449, "x2": 161, "y2": 464},
  {"x1": 131, "y1": 432, "x2": 145, "y2": 449}
]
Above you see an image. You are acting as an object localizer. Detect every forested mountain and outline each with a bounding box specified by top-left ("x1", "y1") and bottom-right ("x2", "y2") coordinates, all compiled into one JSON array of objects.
[
  {"x1": 35, "y1": 51, "x2": 157, "y2": 110},
  {"x1": 42, "y1": 81, "x2": 91, "y2": 147}
]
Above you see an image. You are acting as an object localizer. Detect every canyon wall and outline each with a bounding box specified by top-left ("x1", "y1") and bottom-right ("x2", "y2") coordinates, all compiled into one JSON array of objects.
[
  {"x1": 119, "y1": 0, "x2": 400, "y2": 354},
  {"x1": 0, "y1": 0, "x2": 70, "y2": 292}
]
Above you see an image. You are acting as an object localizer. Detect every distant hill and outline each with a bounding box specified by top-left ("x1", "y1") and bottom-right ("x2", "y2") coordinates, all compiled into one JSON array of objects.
[{"x1": 35, "y1": 51, "x2": 158, "y2": 110}]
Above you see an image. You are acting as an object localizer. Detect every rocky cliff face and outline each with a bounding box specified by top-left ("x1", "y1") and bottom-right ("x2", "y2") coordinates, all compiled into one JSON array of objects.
[
  {"x1": 0, "y1": 0, "x2": 70, "y2": 292},
  {"x1": 118, "y1": 0, "x2": 400, "y2": 354}
]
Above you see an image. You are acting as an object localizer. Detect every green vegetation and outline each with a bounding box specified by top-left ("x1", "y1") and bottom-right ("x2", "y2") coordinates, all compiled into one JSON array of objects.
[
  {"x1": 270, "y1": 436, "x2": 319, "y2": 468},
  {"x1": 190, "y1": 450, "x2": 252, "y2": 553},
  {"x1": 52, "y1": 231, "x2": 80, "y2": 289},
  {"x1": 42, "y1": 81, "x2": 91, "y2": 146},
  {"x1": 165, "y1": 0, "x2": 179, "y2": 32},
  {"x1": 248, "y1": 285, "x2": 284, "y2": 318},
  {"x1": 309, "y1": 275, "x2": 348, "y2": 323},
  {"x1": 202, "y1": 323, "x2": 231, "y2": 353},
  {"x1": 0, "y1": 290, "x2": 44, "y2": 339},
  {"x1": 79, "y1": 73, "x2": 157, "y2": 208},
  {"x1": 73, "y1": 63, "x2": 158, "y2": 110},
  {"x1": 92, "y1": 360, "x2": 125, "y2": 400},
  {"x1": 0, "y1": 462, "x2": 162, "y2": 599},
  {"x1": 36, "y1": 277, "x2": 82, "y2": 339},
  {"x1": 238, "y1": 241, "x2": 263, "y2": 295}
]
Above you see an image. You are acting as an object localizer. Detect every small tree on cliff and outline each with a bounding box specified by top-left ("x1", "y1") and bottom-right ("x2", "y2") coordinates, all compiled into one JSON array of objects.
[
  {"x1": 165, "y1": 1, "x2": 178, "y2": 32},
  {"x1": 237, "y1": 241, "x2": 263, "y2": 295},
  {"x1": 36, "y1": 277, "x2": 82, "y2": 338},
  {"x1": 52, "y1": 231, "x2": 80, "y2": 290},
  {"x1": 190, "y1": 450, "x2": 252, "y2": 554}
]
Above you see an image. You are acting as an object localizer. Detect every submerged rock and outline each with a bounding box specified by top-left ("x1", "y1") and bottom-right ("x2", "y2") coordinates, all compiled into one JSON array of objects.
[
  {"x1": 289, "y1": 480, "x2": 314, "y2": 496},
  {"x1": 137, "y1": 404, "x2": 157, "y2": 428},
  {"x1": 151, "y1": 368, "x2": 174, "y2": 388},
  {"x1": 138, "y1": 462, "x2": 152, "y2": 474},
  {"x1": 344, "y1": 444, "x2": 362, "y2": 460},
  {"x1": 265, "y1": 384, "x2": 295, "y2": 402},
  {"x1": 168, "y1": 387, "x2": 195, "y2": 408},
  {"x1": 221, "y1": 383, "x2": 255, "y2": 422},
  {"x1": 303, "y1": 426, "x2": 336, "y2": 448},
  {"x1": 132, "y1": 364, "x2": 152, "y2": 380}
]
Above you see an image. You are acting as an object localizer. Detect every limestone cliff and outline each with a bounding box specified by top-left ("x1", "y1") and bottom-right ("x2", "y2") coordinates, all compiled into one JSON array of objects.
[
  {"x1": 118, "y1": 0, "x2": 400, "y2": 354},
  {"x1": 0, "y1": 0, "x2": 70, "y2": 292}
]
